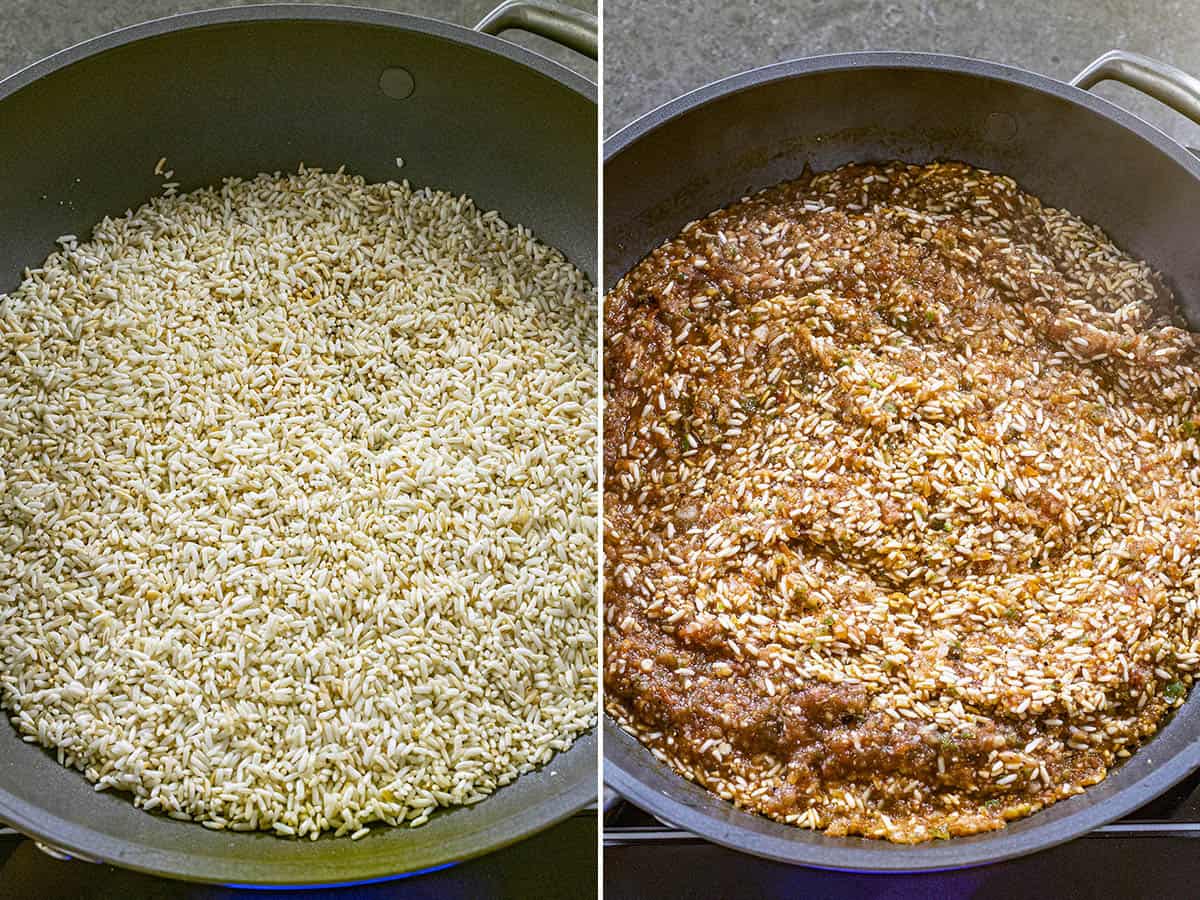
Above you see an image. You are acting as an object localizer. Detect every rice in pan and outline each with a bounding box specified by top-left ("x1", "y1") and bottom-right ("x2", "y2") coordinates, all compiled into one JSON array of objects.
[
  {"x1": 0, "y1": 167, "x2": 598, "y2": 839},
  {"x1": 604, "y1": 161, "x2": 1199, "y2": 843}
]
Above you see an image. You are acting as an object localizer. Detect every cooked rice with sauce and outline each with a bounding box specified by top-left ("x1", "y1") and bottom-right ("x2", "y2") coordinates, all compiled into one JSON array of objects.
[
  {"x1": 0, "y1": 168, "x2": 597, "y2": 839},
  {"x1": 604, "y1": 161, "x2": 1200, "y2": 843}
]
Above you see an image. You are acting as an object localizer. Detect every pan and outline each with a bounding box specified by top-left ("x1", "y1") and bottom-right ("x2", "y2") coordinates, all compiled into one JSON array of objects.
[
  {"x1": 0, "y1": 1, "x2": 596, "y2": 886},
  {"x1": 603, "y1": 49, "x2": 1200, "y2": 872}
]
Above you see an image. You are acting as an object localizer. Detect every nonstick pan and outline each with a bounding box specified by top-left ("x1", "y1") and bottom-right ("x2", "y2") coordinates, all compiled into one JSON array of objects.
[
  {"x1": 604, "y1": 50, "x2": 1200, "y2": 872},
  {"x1": 0, "y1": 2, "x2": 596, "y2": 886}
]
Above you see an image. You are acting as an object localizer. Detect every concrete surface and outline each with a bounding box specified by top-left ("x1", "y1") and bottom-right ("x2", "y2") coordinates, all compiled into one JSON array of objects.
[
  {"x1": 0, "y1": 0, "x2": 595, "y2": 84},
  {"x1": 604, "y1": 0, "x2": 1200, "y2": 150}
]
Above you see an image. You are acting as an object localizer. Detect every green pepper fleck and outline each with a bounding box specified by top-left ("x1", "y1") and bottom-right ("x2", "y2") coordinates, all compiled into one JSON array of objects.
[
  {"x1": 674, "y1": 421, "x2": 692, "y2": 450},
  {"x1": 1165, "y1": 680, "x2": 1187, "y2": 699}
]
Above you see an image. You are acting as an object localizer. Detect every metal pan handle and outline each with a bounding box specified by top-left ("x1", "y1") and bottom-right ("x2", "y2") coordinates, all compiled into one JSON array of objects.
[
  {"x1": 1071, "y1": 50, "x2": 1200, "y2": 127},
  {"x1": 475, "y1": 1, "x2": 597, "y2": 61}
]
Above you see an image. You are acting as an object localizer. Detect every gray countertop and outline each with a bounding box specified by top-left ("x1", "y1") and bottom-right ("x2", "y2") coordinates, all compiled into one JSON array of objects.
[
  {"x1": 0, "y1": 1, "x2": 596, "y2": 84},
  {"x1": 604, "y1": 0, "x2": 1200, "y2": 149}
]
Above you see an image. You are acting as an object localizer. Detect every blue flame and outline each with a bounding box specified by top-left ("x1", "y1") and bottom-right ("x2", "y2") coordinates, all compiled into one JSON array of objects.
[{"x1": 224, "y1": 861, "x2": 458, "y2": 890}]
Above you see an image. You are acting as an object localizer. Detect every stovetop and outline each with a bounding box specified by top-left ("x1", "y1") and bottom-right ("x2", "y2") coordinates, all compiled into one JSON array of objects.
[
  {"x1": 0, "y1": 810, "x2": 596, "y2": 899},
  {"x1": 604, "y1": 772, "x2": 1200, "y2": 899}
]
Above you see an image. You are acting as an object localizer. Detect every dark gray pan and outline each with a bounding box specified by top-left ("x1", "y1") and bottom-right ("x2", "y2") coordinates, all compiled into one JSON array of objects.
[
  {"x1": 0, "y1": 2, "x2": 596, "y2": 886},
  {"x1": 604, "y1": 50, "x2": 1200, "y2": 872}
]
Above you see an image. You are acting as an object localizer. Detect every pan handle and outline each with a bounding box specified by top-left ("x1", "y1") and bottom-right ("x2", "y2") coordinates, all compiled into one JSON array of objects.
[
  {"x1": 1071, "y1": 50, "x2": 1200, "y2": 127},
  {"x1": 475, "y1": 1, "x2": 597, "y2": 61}
]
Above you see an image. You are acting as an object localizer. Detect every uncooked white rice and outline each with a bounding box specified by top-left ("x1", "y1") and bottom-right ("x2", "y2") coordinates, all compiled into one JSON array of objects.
[{"x1": 0, "y1": 167, "x2": 598, "y2": 839}]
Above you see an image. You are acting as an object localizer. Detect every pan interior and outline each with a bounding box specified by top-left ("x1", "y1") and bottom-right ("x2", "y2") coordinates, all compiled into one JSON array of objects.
[
  {"x1": 0, "y1": 9, "x2": 596, "y2": 886},
  {"x1": 0, "y1": 10, "x2": 596, "y2": 288},
  {"x1": 604, "y1": 57, "x2": 1200, "y2": 328}
]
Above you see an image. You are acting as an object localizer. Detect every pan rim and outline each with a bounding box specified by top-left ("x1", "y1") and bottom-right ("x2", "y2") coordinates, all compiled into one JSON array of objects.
[
  {"x1": 0, "y1": 2, "x2": 597, "y2": 105},
  {"x1": 604, "y1": 715, "x2": 1200, "y2": 872},
  {"x1": 602, "y1": 50, "x2": 1200, "y2": 872},
  {"x1": 0, "y1": 3, "x2": 597, "y2": 886},
  {"x1": 0, "y1": 732, "x2": 597, "y2": 886},
  {"x1": 604, "y1": 50, "x2": 1200, "y2": 181}
]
